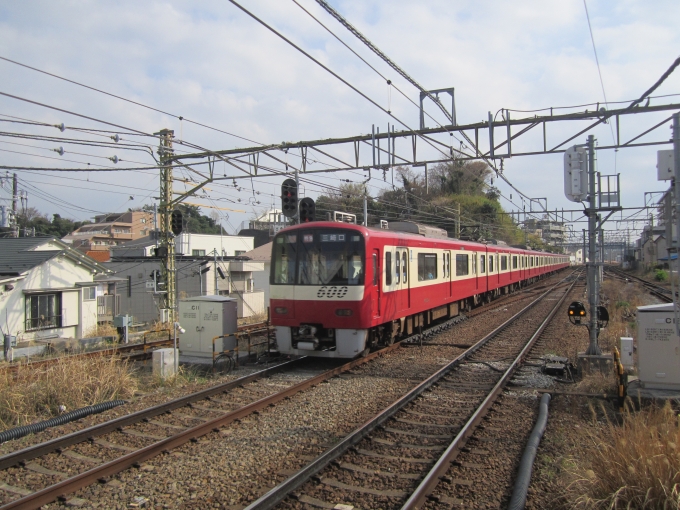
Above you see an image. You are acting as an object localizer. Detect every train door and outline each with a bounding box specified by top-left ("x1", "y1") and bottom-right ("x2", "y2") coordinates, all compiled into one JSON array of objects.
[
  {"x1": 372, "y1": 249, "x2": 381, "y2": 319},
  {"x1": 471, "y1": 251, "x2": 479, "y2": 291},
  {"x1": 395, "y1": 247, "x2": 409, "y2": 312},
  {"x1": 444, "y1": 251, "x2": 452, "y2": 299}
]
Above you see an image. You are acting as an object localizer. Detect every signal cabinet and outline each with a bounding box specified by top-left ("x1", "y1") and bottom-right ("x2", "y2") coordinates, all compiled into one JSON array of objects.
[
  {"x1": 636, "y1": 303, "x2": 680, "y2": 389},
  {"x1": 179, "y1": 296, "x2": 238, "y2": 358}
]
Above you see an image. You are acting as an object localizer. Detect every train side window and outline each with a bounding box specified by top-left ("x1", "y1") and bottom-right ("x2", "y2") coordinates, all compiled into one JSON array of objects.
[
  {"x1": 480, "y1": 255, "x2": 486, "y2": 273},
  {"x1": 471, "y1": 254, "x2": 476, "y2": 274},
  {"x1": 455, "y1": 254, "x2": 468, "y2": 276},
  {"x1": 512, "y1": 256, "x2": 518, "y2": 269},
  {"x1": 402, "y1": 252, "x2": 407, "y2": 283},
  {"x1": 396, "y1": 253, "x2": 400, "y2": 284},
  {"x1": 501, "y1": 255, "x2": 508, "y2": 271},
  {"x1": 490, "y1": 255, "x2": 495, "y2": 272},
  {"x1": 373, "y1": 254, "x2": 378, "y2": 286},
  {"x1": 385, "y1": 252, "x2": 392, "y2": 286},
  {"x1": 418, "y1": 253, "x2": 437, "y2": 281}
]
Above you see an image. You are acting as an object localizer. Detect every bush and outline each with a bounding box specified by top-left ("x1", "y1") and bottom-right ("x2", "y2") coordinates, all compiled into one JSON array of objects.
[
  {"x1": 568, "y1": 402, "x2": 680, "y2": 509},
  {"x1": 655, "y1": 269, "x2": 668, "y2": 281}
]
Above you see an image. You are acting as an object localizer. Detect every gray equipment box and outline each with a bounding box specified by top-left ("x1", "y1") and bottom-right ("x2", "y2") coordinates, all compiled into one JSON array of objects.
[
  {"x1": 636, "y1": 303, "x2": 680, "y2": 389},
  {"x1": 179, "y1": 296, "x2": 238, "y2": 358}
]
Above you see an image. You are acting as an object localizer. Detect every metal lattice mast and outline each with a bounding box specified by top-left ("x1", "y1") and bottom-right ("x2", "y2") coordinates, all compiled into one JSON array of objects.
[{"x1": 158, "y1": 129, "x2": 176, "y2": 323}]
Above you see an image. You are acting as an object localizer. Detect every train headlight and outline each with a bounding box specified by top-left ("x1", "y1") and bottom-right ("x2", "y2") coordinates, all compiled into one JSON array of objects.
[
  {"x1": 275, "y1": 307, "x2": 288, "y2": 315},
  {"x1": 335, "y1": 309, "x2": 353, "y2": 316}
]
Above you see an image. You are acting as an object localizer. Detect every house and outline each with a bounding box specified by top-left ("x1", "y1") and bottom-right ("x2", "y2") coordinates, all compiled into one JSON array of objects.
[
  {"x1": 62, "y1": 211, "x2": 154, "y2": 255},
  {"x1": 102, "y1": 255, "x2": 265, "y2": 322},
  {"x1": 242, "y1": 242, "x2": 272, "y2": 307},
  {"x1": 0, "y1": 237, "x2": 112, "y2": 344},
  {"x1": 238, "y1": 208, "x2": 288, "y2": 248},
  {"x1": 641, "y1": 234, "x2": 667, "y2": 268}
]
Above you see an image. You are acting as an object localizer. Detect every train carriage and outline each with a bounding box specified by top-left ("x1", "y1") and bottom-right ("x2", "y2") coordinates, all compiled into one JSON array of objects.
[{"x1": 270, "y1": 221, "x2": 569, "y2": 358}]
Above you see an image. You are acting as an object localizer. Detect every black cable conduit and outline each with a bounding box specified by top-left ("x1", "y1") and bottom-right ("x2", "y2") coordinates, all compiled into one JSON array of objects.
[
  {"x1": 508, "y1": 392, "x2": 552, "y2": 510},
  {"x1": 0, "y1": 400, "x2": 126, "y2": 444}
]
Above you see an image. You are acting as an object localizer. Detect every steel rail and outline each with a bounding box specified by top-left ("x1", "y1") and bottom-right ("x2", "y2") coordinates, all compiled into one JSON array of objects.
[
  {"x1": 0, "y1": 358, "x2": 301, "y2": 471},
  {"x1": 401, "y1": 274, "x2": 576, "y2": 509},
  {"x1": 0, "y1": 342, "x2": 406, "y2": 510},
  {"x1": 244, "y1": 271, "x2": 577, "y2": 510}
]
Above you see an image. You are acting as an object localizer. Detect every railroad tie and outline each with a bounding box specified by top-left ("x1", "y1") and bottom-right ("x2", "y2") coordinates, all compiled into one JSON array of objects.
[
  {"x1": 338, "y1": 461, "x2": 420, "y2": 480},
  {"x1": 61, "y1": 450, "x2": 101, "y2": 464},
  {"x1": 320, "y1": 477, "x2": 407, "y2": 498},
  {"x1": 24, "y1": 461, "x2": 67, "y2": 478},
  {"x1": 353, "y1": 448, "x2": 432, "y2": 464}
]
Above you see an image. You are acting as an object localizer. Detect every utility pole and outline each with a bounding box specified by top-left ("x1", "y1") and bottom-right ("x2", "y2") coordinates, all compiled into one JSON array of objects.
[
  {"x1": 363, "y1": 187, "x2": 368, "y2": 227},
  {"x1": 672, "y1": 112, "x2": 680, "y2": 335},
  {"x1": 157, "y1": 129, "x2": 176, "y2": 323},
  {"x1": 12, "y1": 173, "x2": 18, "y2": 238},
  {"x1": 214, "y1": 249, "x2": 218, "y2": 296},
  {"x1": 586, "y1": 134, "x2": 601, "y2": 355}
]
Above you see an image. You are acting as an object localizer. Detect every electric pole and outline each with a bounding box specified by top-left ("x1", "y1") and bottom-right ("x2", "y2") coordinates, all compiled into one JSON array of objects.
[
  {"x1": 12, "y1": 173, "x2": 18, "y2": 238},
  {"x1": 586, "y1": 134, "x2": 601, "y2": 355},
  {"x1": 157, "y1": 129, "x2": 176, "y2": 323}
]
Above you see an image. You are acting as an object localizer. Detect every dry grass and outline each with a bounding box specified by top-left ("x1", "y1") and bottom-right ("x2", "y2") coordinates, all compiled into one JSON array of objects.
[
  {"x1": 237, "y1": 311, "x2": 268, "y2": 327},
  {"x1": 567, "y1": 401, "x2": 680, "y2": 509},
  {"x1": 0, "y1": 354, "x2": 137, "y2": 429},
  {"x1": 575, "y1": 371, "x2": 618, "y2": 395},
  {"x1": 82, "y1": 322, "x2": 119, "y2": 339}
]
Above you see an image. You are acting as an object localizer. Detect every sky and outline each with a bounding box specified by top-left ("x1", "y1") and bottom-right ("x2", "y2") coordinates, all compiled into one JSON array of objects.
[{"x1": 0, "y1": 0, "x2": 678, "y2": 241}]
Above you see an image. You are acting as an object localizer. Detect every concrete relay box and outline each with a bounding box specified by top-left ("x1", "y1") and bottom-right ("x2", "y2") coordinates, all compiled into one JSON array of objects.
[
  {"x1": 636, "y1": 303, "x2": 680, "y2": 389},
  {"x1": 179, "y1": 296, "x2": 238, "y2": 358}
]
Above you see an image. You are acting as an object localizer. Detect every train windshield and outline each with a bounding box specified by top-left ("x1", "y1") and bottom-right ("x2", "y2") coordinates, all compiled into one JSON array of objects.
[{"x1": 272, "y1": 228, "x2": 365, "y2": 286}]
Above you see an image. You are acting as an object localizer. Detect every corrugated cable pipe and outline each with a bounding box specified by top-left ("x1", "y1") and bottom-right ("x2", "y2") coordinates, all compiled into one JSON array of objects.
[
  {"x1": 0, "y1": 400, "x2": 126, "y2": 444},
  {"x1": 507, "y1": 392, "x2": 552, "y2": 510}
]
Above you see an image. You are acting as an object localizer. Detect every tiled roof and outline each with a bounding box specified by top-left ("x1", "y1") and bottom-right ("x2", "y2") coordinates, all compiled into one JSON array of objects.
[
  {"x1": 242, "y1": 242, "x2": 272, "y2": 262},
  {"x1": 85, "y1": 250, "x2": 111, "y2": 262},
  {"x1": 0, "y1": 237, "x2": 60, "y2": 275}
]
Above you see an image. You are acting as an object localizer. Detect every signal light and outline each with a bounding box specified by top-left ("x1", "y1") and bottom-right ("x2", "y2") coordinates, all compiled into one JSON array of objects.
[
  {"x1": 281, "y1": 179, "x2": 298, "y2": 218},
  {"x1": 568, "y1": 301, "x2": 587, "y2": 325},
  {"x1": 335, "y1": 309, "x2": 353, "y2": 316},
  {"x1": 171, "y1": 209, "x2": 183, "y2": 236},
  {"x1": 299, "y1": 197, "x2": 316, "y2": 223}
]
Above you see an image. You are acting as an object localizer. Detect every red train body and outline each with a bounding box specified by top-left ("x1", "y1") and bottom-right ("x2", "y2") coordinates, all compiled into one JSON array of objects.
[{"x1": 270, "y1": 221, "x2": 569, "y2": 358}]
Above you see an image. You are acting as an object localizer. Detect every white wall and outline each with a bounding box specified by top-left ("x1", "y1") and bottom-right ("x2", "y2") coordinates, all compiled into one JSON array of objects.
[{"x1": 175, "y1": 233, "x2": 254, "y2": 257}]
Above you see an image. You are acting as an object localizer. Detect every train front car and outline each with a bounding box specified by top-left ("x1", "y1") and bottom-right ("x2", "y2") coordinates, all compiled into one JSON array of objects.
[{"x1": 270, "y1": 223, "x2": 371, "y2": 358}]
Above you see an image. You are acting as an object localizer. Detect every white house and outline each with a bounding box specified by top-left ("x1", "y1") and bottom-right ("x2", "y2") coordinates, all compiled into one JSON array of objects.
[{"x1": 0, "y1": 237, "x2": 112, "y2": 344}]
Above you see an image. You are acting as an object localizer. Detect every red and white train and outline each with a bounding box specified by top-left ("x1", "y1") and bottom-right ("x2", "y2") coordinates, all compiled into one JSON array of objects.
[{"x1": 269, "y1": 221, "x2": 569, "y2": 358}]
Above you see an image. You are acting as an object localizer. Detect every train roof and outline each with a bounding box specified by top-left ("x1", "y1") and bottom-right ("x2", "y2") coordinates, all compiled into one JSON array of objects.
[{"x1": 276, "y1": 221, "x2": 564, "y2": 256}]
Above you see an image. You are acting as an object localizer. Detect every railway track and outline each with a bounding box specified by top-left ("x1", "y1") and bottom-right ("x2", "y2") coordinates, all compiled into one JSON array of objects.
[
  {"x1": 246, "y1": 272, "x2": 578, "y2": 509},
  {"x1": 0, "y1": 272, "x2": 570, "y2": 509},
  {"x1": 605, "y1": 266, "x2": 673, "y2": 303},
  {"x1": 1, "y1": 321, "x2": 271, "y2": 375}
]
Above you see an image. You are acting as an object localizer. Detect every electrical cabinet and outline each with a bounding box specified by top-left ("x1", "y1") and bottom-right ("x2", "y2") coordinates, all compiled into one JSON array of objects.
[
  {"x1": 179, "y1": 296, "x2": 237, "y2": 358},
  {"x1": 636, "y1": 303, "x2": 680, "y2": 389}
]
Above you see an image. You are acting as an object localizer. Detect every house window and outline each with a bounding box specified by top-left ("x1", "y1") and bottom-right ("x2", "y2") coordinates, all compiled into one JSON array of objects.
[
  {"x1": 83, "y1": 287, "x2": 96, "y2": 301},
  {"x1": 25, "y1": 293, "x2": 62, "y2": 331},
  {"x1": 418, "y1": 253, "x2": 438, "y2": 281},
  {"x1": 455, "y1": 254, "x2": 469, "y2": 276},
  {"x1": 141, "y1": 218, "x2": 147, "y2": 223},
  {"x1": 235, "y1": 250, "x2": 246, "y2": 256},
  {"x1": 192, "y1": 249, "x2": 206, "y2": 256}
]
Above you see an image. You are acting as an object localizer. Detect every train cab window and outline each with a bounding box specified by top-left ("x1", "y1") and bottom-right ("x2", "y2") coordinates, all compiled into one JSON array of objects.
[
  {"x1": 512, "y1": 256, "x2": 518, "y2": 269},
  {"x1": 418, "y1": 253, "x2": 437, "y2": 281},
  {"x1": 455, "y1": 254, "x2": 469, "y2": 276},
  {"x1": 372, "y1": 254, "x2": 378, "y2": 286},
  {"x1": 501, "y1": 255, "x2": 508, "y2": 271},
  {"x1": 385, "y1": 252, "x2": 392, "y2": 286},
  {"x1": 402, "y1": 252, "x2": 407, "y2": 283},
  {"x1": 480, "y1": 255, "x2": 486, "y2": 273}
]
